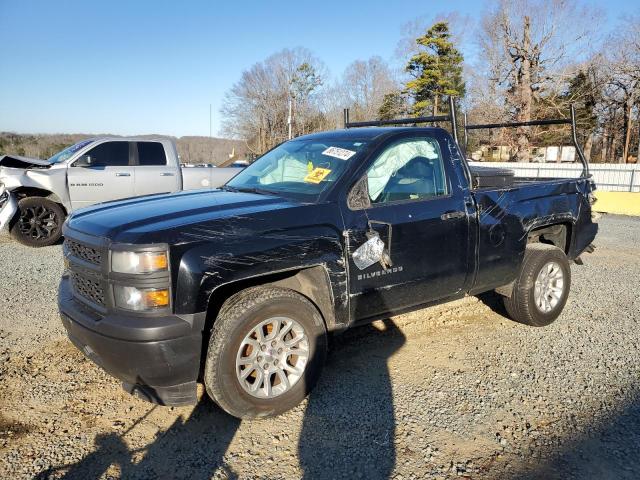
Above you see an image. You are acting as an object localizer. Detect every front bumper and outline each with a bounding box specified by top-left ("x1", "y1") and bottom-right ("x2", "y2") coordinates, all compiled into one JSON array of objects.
[
  {"x1": 0, "y1": 188, "x2": 17, "y2": 236},
  {"x1": 58, "y1": 274, "x2": 205, "y2": 406}
]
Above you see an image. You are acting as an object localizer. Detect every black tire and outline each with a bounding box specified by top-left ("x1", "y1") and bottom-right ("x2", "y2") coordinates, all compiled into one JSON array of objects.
[
  {"x1": 10, "y1": 197, "x2": 65, "y2": 247},
  {"x1": 503, "y1": 243, "x2": 571, "y2": 327},
  {"x1": 204, "y1": 286, "x2": 327, "y2": 419}
]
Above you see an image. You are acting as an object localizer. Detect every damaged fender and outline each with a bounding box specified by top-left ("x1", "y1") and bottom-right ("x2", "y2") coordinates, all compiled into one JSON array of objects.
[
  {"x1": 0, "y1": 164, "x2": 71, "y2": 212},
  {"x1": 0, "y1": 187, "x2": 18, "y2": 235}
]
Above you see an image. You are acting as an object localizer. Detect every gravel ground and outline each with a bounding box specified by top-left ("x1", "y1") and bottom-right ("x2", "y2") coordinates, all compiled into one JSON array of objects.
[{"x1": 1, "y1": 214, "x2": 639, "y2": 479}]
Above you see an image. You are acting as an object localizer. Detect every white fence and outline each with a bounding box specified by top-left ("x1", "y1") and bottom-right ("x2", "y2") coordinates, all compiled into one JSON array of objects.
[{"x1": 469, "y1": 162, "x2": 640, "y2": 192}]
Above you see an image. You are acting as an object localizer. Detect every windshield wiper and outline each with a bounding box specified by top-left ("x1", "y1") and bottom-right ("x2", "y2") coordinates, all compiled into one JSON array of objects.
[{"x1": 221, "y1": 185, "x2": 278, "y2": 195}]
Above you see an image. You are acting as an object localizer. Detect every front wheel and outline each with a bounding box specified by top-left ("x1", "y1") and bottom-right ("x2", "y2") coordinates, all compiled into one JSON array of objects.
[
  {"x1": 204, "y1": 286, "x2": 327, "y2": 419},
  {"x1": 10, "y1": 197, "x2": 65, "y2": 247},
  {"x1": 503, "y1": 244, "x2": 571, "y2": 327}
]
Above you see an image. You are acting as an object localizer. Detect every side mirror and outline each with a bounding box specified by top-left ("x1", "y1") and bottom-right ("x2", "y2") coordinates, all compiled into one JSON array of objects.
[
  {"x1": 347, "y1": 175, "x2": 371, "y2": 210},
  {"x1": 74, "y1": 154, "x2": 93, "y2": 167}
]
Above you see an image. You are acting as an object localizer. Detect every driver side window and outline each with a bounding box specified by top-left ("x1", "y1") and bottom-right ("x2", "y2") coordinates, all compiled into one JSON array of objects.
[
  {"x1": 366, "y1": 138, "x2": 448, "y2": 204},
  {"x1": 83, "y1": 141, "x2": 131, "y2": 167}
]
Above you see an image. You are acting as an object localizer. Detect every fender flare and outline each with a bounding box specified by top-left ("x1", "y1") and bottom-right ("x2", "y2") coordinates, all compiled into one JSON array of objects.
[{"x1": 202, "y1": 264, "x2": 341, "y2": 333}]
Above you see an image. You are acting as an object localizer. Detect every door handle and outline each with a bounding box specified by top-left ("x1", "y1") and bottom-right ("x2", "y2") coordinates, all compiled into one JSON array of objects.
[
  {"x1": 115, "y1": 172, "x2": 130, "y2": 177},
  {"x1": 441, "y1": 211, "x2": 466, "y2": 220},
  {"x1": 160, "y1": 172, "x2": 175, "y2": 176}
]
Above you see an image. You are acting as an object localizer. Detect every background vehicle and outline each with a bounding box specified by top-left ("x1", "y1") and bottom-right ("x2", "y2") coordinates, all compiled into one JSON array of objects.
[
  {"x1": 0, "y1": 137, "x2": 243, "y2": 246},
  {"x1": 229, "y1": 160, "x2": 250, "y2": 168},
  {"x1": 58, "y1": 100, "x2": 597, "y2": 419}
]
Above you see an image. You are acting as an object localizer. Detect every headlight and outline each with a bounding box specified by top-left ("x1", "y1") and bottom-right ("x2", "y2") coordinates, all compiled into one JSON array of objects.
[
  {"x1": 114, "y1": 286, "x2": 169, "y2": 311},
  {"x1": 111, "y1": 250, "x2": 168, "y2": 274}
]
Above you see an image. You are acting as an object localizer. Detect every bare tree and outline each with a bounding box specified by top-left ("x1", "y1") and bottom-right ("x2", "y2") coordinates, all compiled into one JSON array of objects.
[
  {"x1": 220, "y1": 48, "x2": 327, "y2": 154},
  {"x1": 476, "y1": 0, "x2": 597, "y2": 160},
  {"x1": 604, "y1": 17, "x2": 640, "y2": 162},
  {"x1": 339, "y1": 56, "x2": 398, "y2": 121}
]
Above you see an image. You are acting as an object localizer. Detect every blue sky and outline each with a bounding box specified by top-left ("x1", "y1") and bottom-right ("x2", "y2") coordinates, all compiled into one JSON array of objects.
[{"x1": 0, "y1": 0, "x2": 636, "y2": 137}]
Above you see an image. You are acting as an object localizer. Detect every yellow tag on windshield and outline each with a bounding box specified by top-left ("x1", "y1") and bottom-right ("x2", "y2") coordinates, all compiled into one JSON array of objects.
[
  {"x1": 307, "y1": 161, "x2": 313, "y2": 173},
  {"x1": 304, "y1": 167, "x2": 331, "y2": 184}
]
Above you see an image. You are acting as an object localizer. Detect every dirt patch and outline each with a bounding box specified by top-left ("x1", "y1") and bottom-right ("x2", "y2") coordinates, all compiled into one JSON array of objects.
[
  {"x1": 0, "y1": 414, "x2": 30, "y2": 439},
  {"x1": 0, "y1": 413, "x2": 32, "y2": 452}
]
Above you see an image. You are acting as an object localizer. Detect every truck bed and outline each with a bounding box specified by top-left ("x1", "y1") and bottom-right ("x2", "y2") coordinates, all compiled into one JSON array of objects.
[{"x1": 470, "y1": 164, "x2": 582, "y2": 189}]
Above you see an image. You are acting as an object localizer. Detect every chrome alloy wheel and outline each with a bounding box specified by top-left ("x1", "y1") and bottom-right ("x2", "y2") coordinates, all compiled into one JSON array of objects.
[
  {"x1": 534, "y1": 261, "x2": 565, "y2": 313},
  {"x1": 235, "y1": 317, "x2": 309, "y2": 399}
]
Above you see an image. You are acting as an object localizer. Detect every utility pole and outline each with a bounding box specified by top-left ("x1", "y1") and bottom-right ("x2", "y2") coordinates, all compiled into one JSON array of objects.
[
  {"x1": 636, "y1": 108, "x2": 639, "y2": 164},
  {"x1": 209, "y1": 104, "x2": 212, "y2": 138},
  {"x1": 287, "y1": 97, "x2": 293, "y2": 140}
]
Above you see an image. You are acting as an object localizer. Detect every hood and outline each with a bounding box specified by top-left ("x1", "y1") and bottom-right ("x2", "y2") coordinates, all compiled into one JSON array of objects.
[
  {"x1": 0, "y1": 155, "x2": 51, "y2": 169},
  {"x1": 66, "y1": 189, "x2": 300, "y2": 241}
]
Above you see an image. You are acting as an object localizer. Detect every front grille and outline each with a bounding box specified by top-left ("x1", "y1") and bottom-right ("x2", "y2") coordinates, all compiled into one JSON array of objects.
[
  {"x1": 70, "y1": 272, "x2": 105, "y2": 307},
  {"x1": 65, "y1": 239, "x2": 102, "y2": 266}
]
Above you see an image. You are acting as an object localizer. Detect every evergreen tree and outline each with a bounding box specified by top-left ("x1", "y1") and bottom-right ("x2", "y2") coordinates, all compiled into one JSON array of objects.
[
  {"x1": 558, "y1": 68, "x2": 600, "y2": 160},
  {"x1": 290, "y1": 63, "x2": 323, "y2": 100},
  {"x1": 534, "y1": 68, "x2": 600, "y2": 155},
  {"x1": 564, "y1": 70, "x2": 599, "y2": 134},
  {"x1": 377, "y1": 91, "x2": 408, "y2": 120},
  {"x1": 405, "y1": 22, "x2": 465, "y2": 116}
]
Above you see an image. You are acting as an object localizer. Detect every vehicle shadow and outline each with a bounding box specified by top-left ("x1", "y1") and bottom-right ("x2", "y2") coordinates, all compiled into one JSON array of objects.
[
  {"x1": 37, "y1": 401, "x2": 240, "y2": 480},
  {"x1": 123, "y1": 401, "x2": 241, "y2": 479},
  {"x1": 298, "y1": 317, "x2": 406, "y2": 479},
  {"x1": 39, "y1": 311, "x2": 404, "y2": 479},
  {"x1": 475, "y1": 290, "x2": 510, "y2": 318}
]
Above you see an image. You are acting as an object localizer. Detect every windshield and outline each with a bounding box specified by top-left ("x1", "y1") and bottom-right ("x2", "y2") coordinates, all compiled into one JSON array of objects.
[
  {"x1": 47, "y1": 139, "x2": 93, "y2": 164},
  {"x1": 226, "y1": 139, "x2": 368, "y2": 201}
]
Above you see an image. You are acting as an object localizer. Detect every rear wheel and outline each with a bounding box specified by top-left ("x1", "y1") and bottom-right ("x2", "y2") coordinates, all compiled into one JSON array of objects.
[
  {"x1": 10, "y1": 197, "x2": 65, "y2": 247},
  {"x1": 503, "y1": 244, "x2": 571, "y2": 327},
  {"x1": 204, "y1": 286, "x2": 327, "y2": 419}
]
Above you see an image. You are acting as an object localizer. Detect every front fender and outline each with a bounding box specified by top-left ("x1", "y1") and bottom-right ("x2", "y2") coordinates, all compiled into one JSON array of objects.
[
  {"x1": 0, "y1": 189, "x2": 18, "y2": 235},
  {"x1": 173, "y1": 228, "x2": 349, "y2": 326},
  {"x1": 0, "y1": 166, "x2": 71, "y2": 212}
]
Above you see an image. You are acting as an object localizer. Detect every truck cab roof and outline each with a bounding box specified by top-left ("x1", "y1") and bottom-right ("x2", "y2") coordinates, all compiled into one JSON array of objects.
[
  {"x1": 83, "y1": 136, "x2": 175, "y2": 143},
  {"x1": 296, "y1": 126, "x2": 450, "y2": 143}
]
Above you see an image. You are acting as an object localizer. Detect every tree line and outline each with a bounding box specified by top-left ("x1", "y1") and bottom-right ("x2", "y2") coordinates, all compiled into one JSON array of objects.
[
  {"x1": 221, "y1": 0, "x2": 639, "y2": 163},
  {"x1": 0, "y1": 132, "x2": 248, "y2": 166}
]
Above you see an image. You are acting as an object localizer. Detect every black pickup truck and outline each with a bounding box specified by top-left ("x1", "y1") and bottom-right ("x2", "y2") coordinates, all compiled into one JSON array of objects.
[{"x1": 58, "y1": 104, "x2": 598, "y2": 419}]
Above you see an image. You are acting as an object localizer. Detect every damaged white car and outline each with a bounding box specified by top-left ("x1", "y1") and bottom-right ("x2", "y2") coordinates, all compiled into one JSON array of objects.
[{"x1": 0, "y1": 137, "x2": 243, "y2": 246}]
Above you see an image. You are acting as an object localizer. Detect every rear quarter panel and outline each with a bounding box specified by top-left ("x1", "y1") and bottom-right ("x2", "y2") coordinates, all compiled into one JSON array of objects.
[{"x1": 471, "y1": 178, "x2": 597, "y2": 294}]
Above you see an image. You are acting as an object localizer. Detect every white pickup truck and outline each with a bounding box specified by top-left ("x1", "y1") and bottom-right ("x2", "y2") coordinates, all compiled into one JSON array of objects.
[{"x1": 0, "y1": 137, "x2": 243, "y2": 246}]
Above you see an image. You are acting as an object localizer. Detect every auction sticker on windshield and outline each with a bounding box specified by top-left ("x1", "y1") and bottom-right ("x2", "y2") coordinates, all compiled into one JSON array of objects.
[
  {"x1": 322, "y1": 146, "x2": 356, "y2": 160},
  {"x1": 304, "y1": 167, "x2": 332, "y2": 184}
]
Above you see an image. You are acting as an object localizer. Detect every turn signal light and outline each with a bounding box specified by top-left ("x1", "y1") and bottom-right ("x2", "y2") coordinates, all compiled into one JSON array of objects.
[
  {"x1": 143, "y1": 289, "x2": 169, "y2": 308},
  {"x1": 114, "y1": 286, "x2": 170, "y2": 311}
]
